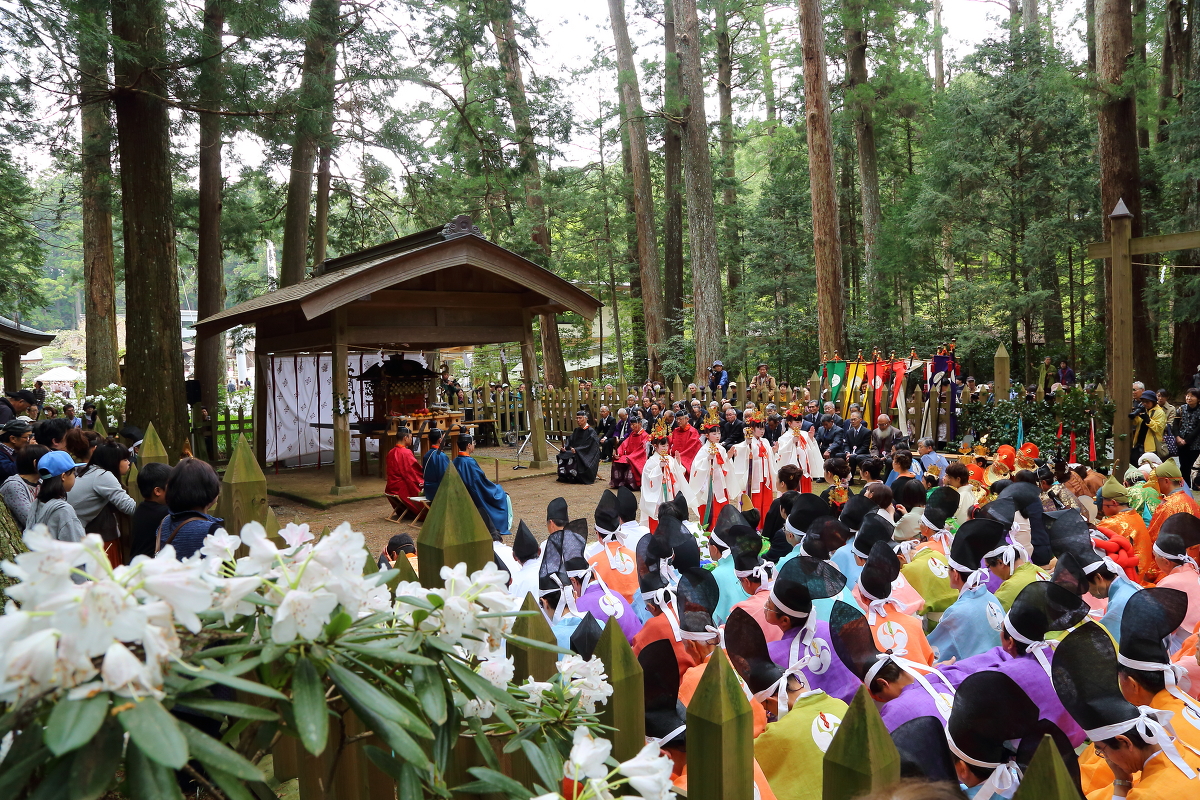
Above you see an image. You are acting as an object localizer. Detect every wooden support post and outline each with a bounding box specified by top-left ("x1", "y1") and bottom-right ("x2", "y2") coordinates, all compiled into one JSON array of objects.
[
  {"x1": 93, "y1": 416, "x2": 109, "y2": 438},
  {"x1": 1109, "y1": 200, "x2": 1134, "y2": 475},
  {"x1": 520, "y1": 312, "x2": 550, "y2": 468},
  {"x1": 686, "y1": 648, "x2": 754, "y2": 800},
  {"x1": 808, "y1": 371, "x2": 821, "y2": 403},
  {"x1": 273, "y1": 736, "x2": 299, "y2": 782},
  {"x1": 594, "y1": 616, "x2": 645, "y2": 762},
  {"x1": 1011, "y1": 735, "x2": 1080, "y2": 799},
  {"x1": 332, "y1": 308, "x2": 356, "y2": 494},
  {"x1": 125, "y1": 462, "x2": 143, "y2": 505},
  {"x1": 1, "y1": 349, "x2": 19, "y2": 393},
  {"x1": 509, "y1": 594, "x2": 558, "y2": 682},
  {"x1": 140, "y1": 422, "x2": 170, "y2": 465},
  {"x1": 218, "y1": 434, "x2": 268, "y2": 535},
  {"x1": 822, "y1": 686, "x2": 900, "y2": 800},
  {"x1": 253, "y1": 352, "x2": 268, "y2": 467},
  {"x1": 416, "y1": 464, "x2": 494, "y2": 588},
  {"x1": 994, "y1": 344, "x2": 1011, "y2": 403}
]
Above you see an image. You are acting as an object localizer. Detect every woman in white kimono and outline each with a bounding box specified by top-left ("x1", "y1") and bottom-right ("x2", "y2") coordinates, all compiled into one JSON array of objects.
[
  {"x1": 641, "y1": 418, "x2": 696, "y2": 532},
  {"x1": 774, "y1": 401, "x2": 825, "y2": 493},
  {"x1": 731, "y1": 410, "x2": 778, "y2": 531},
  {"x1": 690, "y1": 410, "x2": 733, "y2": 531}
]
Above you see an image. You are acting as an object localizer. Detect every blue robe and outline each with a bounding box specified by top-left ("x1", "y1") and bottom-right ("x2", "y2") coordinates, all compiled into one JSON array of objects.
[
  {"x1": 774, "y1": 544, "x2": 853, "y2": 622},
  {"x1": 1099, "y1": 574, "x2": 1141, "y2": 645},
  {"x1": 712, "y1": 553, "x2": 749, "y2": 625},
  {"x1": 454, "y1": 455, "x2": 511, "y2": 534},
  {"x1": 551, "y1": 614, "x2": 584, "y2": 653},
  {"x1": 423, "y1": 448, "x2": 449, "y2": 501},
  {"x1": 831, "y1": 538, "x2": 864, "y2": 591},
  {"x1": 926, "y1": 585, "x2": 1004, "y2": 663}
]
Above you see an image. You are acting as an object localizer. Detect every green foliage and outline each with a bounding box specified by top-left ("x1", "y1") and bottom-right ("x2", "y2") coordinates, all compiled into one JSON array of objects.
[{"x1": 958, "y1": 388, "x2": 1116, "y2": 459}]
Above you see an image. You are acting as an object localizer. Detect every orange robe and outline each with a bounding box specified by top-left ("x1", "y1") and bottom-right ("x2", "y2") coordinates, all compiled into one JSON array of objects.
[
  {"x1": 678, "y1": 656, "x2": 769, "y2": 736},
  {"x1": 631, "y1": 612, "x2": 698, "y2": 680},
  {"x1": 729, "y1": 587, "x2": 784, "y2": 644},
  {"x1": 1099, "y1": 508, "x2": 1151, "y2": 583},
  {"x1": 587, "y1": 542, "x2": 639, "y2": 604},
  {"x1": 1080, "y1": 689, "x2": 1200, "y2": 799},
  {"x1": 850, "y1": 591, "x2": 936, "y2": 667},
  {"x1": 1147, "y1": 491, "x2": 1200, "y2": 583}
]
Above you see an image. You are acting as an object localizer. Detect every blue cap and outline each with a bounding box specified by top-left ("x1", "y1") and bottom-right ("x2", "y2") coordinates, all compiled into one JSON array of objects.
[{"x1": 37, "y1": 450, "x2": 77, "y2": 479}]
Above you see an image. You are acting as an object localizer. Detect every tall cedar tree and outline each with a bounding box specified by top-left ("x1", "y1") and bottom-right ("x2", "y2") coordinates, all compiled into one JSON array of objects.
[
  {"x1": 78, "y1": 0, "x2": 120, "y2": 393},
  {"x1": 674, "y1": 0, "x2": 725, "y2": 381},
  {"x1": 662, "y1": 0, "x2": 684, "y2": 340},
  {"x1": 196, "y1": 0, "x2": 226, "y2": 418},
  {"x1": 799, "y1": 0, "x2": 846, "y2": 359},
  {"x1": 111, "y1": 0, "x2": 188, "y2": 454},
  {"x1": 280, "y1": 0, "x2": 341, "y2": 287},
  {"x1": 490, "y1": 0, "x2": 567, "y2": 387},
  {"x1": 609, "y1": 0, "x2": 665, "y2": 382},
  {"x1": 843, "y1": 0, "x2": 881, "y2": 301}
]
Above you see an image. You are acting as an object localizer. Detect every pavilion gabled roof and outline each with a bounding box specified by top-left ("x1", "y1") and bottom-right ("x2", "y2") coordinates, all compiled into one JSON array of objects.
[
  {"x1": 0, "y1": 315, "x2": 55, "y2": 353},
  {"x1": 195, "y1": 217, "x2": 601, "y2": 346}
]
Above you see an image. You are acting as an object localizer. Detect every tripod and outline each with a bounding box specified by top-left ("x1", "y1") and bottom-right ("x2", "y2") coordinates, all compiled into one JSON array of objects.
[{"x1": 512, "y1": 431, "x2": 560, "y2": 469}]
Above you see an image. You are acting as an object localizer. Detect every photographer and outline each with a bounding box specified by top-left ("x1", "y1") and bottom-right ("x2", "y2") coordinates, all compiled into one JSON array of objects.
[
  {"x1": 708, "y1": 359, "x2": 729, "y2": 397},
  {"x1": 1130, "y1": 389, "x2": 1167, "y2": 464}
]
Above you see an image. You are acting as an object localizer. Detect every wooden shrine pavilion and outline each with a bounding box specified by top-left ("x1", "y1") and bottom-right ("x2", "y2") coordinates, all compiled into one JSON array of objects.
[
  {"x1": 0, "y1": 316, "x2": 55, "y2": 391},
  {"x1": 194, "y1": 215, "x2": 602, "y2": 493}
]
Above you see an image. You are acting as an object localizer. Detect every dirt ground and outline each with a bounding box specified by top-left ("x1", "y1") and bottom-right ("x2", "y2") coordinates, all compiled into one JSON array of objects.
[{"x1": 270, "y1": 451, "x2": 614, "y2": 558}]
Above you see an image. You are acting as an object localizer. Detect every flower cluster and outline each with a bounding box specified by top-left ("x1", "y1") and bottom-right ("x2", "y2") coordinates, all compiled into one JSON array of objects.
[
  {"x1": 81, "y1": 383, "x2": 126, "y2": 423},
  {"x1": 542, "y1": 728, "x2": 675, "y2": 800},
  {"x1": 392, "y1": 561, "x2": 520, "y2": 658}
]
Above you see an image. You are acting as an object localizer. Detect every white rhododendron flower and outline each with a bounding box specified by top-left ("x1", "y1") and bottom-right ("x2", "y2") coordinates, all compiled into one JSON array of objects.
[
  {"x1": 98, "y1": 641, "x2": 162, "y2": 699},
  {"x1": 520, "y1": 678, "x2": 554, "y2": 707},
  {"x1": 477, "y1": 656, "x2": 514, "y2": 689},
  {"x1": 557, "y1": 655, "x2": 614, "y2": 713},
  {"x1": 565, "y1": 726, "x2": 612, "y2": 781},
  {"x1": 271, "y1": 589, "x2": 339, "y2": 643},
  {"x1": 618, "y1": 742, "x2": 676, "y2": 800},
  {"x1": 278, "y1": 522, "x2": 315, "y2": 549}
]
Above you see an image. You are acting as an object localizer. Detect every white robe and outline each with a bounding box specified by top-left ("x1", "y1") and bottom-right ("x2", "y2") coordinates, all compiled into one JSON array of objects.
[
  {"x1": 775, "y1": 427, "x2": 825, "y2": 479},
  {"x1": 731, "y1": 435, "x2": 779, "y2": 499},
  {"x1": 641, "y1": 453, "x2": 696, "y2": 522},
  {"x1": 509, "y1": 556, "x2": 542, "y2": 602},
  {"x1": 689, "y1": 441, "x2": 733, "y2": 508}
]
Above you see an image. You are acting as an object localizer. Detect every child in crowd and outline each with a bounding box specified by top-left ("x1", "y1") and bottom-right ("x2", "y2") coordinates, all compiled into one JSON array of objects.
[
  {"x1": 27, "y1": 450, "x2": 85, "y2": 544},
  {"x1": 130, "y1": 461, "x2": 172, "y2": 560},
  {"x1": 154, "y1": 458, "x2": 223, "y2": 559},
  {"x1": 378, "y1": 533, "x2": 418, "y2": 573},
  {"x1": 0, "y1": 444, "x2": 48, "y2": 529}
]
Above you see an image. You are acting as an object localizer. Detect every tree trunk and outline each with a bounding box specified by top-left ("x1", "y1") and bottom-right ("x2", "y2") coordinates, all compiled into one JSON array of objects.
[
  {"x1": 608, "y1": 0, "x2": 665, "y2": 382},
  {"x1": 196, "y1": 0, "x2": 225, "y2": 420},
  {"x1": 78, "y1": 0, "x2": 119, "y2": 394},
  {"x1": 1133, "y1": 0, "x2": 1149, "y2": 149},
  {"x1": 756, "y1": 5, "x2": 776, "y2": 123},
  {"x1": 1097, "y1": 0, "x2": 1153, "y2": 386},
  {"x1": 279, "y1": 0, "x2": 340, "y2": 287},
  {"x1": 799, "y1": 0, "x2": 845, "y2": 359},
  {"x1": 1157, "y1": 0, "x2": 1183, "y2": 144},
  {"x1": 1172, "y1": 12, "x2": 1200, "y2": 388},
  {"x1": 675, "y1": 0, "x2": 725, "y2": 382},
  {"x1": 311, "y1": 49, "x2": 336, "y2": 268},
  {"x1": 1022, "y1": 0, "x2": 1037, "y2": 32},
  {"x1": 663, "y1": 0, "x2": 685, "y2": 340},
  {"x1": 1086, "y1": 0, "x2": 1097, "y2": 74},
  {"x1": 111, "y1": 0, "x2": 188, "y2": 455},
  {"x1": 619, "y1": 116, "x2": 646, "y2": 384},
  {"x1": 932, "y1": 0, "x2": 945, "y2": 91},
  {"x1": 844, "y1": 0, "x2": 881, "y2": 303},
  {"x1": 716, "y1": 0, "x2": 740, "y2": 295}
]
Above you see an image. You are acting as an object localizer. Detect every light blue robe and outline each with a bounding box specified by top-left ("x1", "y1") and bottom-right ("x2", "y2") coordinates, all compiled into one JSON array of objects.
[
  {"x1": 773, "y1": 543, "x2": 854, "y2": 622},
  {"x1": 1099, "y1": 574, "x2": 1141, "y2": 645},
  {"x1": 831, "y1": 538, "x2": 864, "y2": 591},
  {"x1": 712, "y1": 553, "x2": 749, "y2": 625},
  {"x1": 926, "y1": 584, "x2": 1003, "y2": 662},
  {"x1": 550, "y1": 614, "x2": 584, "y2": 655}
]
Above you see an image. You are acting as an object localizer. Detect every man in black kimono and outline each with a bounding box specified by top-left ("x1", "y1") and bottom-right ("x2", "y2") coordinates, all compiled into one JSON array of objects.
[{"x1": 557, "y1": 409, "x2": 601, "y2": 484}]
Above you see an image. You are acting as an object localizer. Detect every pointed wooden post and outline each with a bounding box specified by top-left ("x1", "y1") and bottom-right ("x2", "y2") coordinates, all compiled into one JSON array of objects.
[
  {"x1": 218, "y1": 434, "x2": 268, "y2": 536},
  {"x1": 994, "y1": 344, "x2": 1011, "y2": 403},
  {"x1": 594, "y1": 616, "x2": 645, "y2": 762},
  {"x1": 686, "y1": 648, "x2": 754, "y2": 800},
  {"x1": 1011, "y1": 735, "x2": 1078, "y2": 800},
  {"x1": 822, "y1": 686, "x2": 900, "y2": 800},
  {"x1": 417, "y1": 464, "x2": 494, "y2": 588},
  {"x1": 1109, "y1": 199, "x2": 1134, "y2": 476},
  {"x1": 808, "y1": 371, "x2": 821, "y2": 404},
  {"x1": 672, "y1": 374, "x2": 685, "y2": 404},
  {"x1": 125, "y1": 461, "x2": 143, "y2": 504},
  {"x1": 140, "y1": 422, "x2": 170, "y2": 465},
  {"x1": 93, "y1": 416, "x2": 109, "y2": 438},
  {"x1": 510, "y1": 594, "x2": 558, "y2": 682}
]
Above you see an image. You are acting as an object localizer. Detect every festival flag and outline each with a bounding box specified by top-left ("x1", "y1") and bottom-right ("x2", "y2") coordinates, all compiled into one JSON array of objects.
[
  {"x1": 1069, "y1": 431, "x2": 1077, "y2": 463},
  {"x1": 842, "y1": 360, "x2": 865, "y2": 418},
  {"x1": 859, "y1": 360, "x2": 879, "y2": 421},
  {"x1": 827, "y1": 360, "x2": 848, "y2": 403},
  {"x1": 890, "y1": 360, "x2": 906, "y2": 407},
  {"x1": 1089, "y1": 416, "x2": 1097, "y2": 462},
  {"x1": 870, "y1": 360, "x2": 888, "y2": 415},
  {"x1": 1017, "y1": 415, "x2": 1024, "y2": 448}
]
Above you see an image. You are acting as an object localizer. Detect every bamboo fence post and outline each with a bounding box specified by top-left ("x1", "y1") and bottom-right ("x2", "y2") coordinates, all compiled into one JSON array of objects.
[
  {"x1": 140, "y1": 421, "x2": 170, "y2": 465},
  {"x1": 509, "y1": 593, "x2": 558, "y2": 682},
  {"x1": 686, "y1": 649, "x2": 754, "y2": 800},
  {"x1": 822, "y1": 686, "x2": 900, "y2": 800},
  {"x1": 1011, "y1": 735, "x2": 1079, "y2": 799},
  {"x1": 808, "y1": 371, "x2": 821, "y2": 404},
  {"x1": 594, "y1": 616, "x2": 645, "y2": 762},
  {"x1": 673, "y1": 374, "x2": 685, "y2": 400},
  {"x1": 994, "y1": 344, "x2": 1011, "y2": 402},
  {"x1": 416, "y1": 464, "x2": 494, "y2": 589}
]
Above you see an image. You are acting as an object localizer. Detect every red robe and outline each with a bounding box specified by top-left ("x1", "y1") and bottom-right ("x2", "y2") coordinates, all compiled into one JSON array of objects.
[
  {"x1": 669, "y1": 425, "x2": 702, "y2": 479},
  {"x1": 612, "y1": 429, "x2": 650, "y2": 483},
  {"x1": 631, "y1": 612, "x2": 697, "y2": 680},
  {"x1": 385, "y1": 445, "x2": 424, "y2": 516}
]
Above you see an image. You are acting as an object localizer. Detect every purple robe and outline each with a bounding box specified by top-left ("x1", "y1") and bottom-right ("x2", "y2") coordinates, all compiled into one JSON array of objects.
[
  {"x1": 995, "y1": 653, "x2": 1086, "y2": 747},
  {"x1": 576, "y1": 583, "x2": 643, "y2": 643},
  {"x1": 983, "y1": 570, "x2": 1003, "y2": 594},
  {"x1": 938, "y1": 646, "x2": 1013, "y2": 687},
  {"x1": 767, "y1": 621, "x2": 861, "y2": 705},
  {"x1": 880, "y1": 671, "x2": 955, "y2": 732}
]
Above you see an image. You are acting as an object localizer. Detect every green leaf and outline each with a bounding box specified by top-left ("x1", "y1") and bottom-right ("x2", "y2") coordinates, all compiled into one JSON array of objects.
[
  {"x1": 29, "y1": 764, "x2": 68, "y2": 800},
  {"x1": 443, "y1": 658, "x2": 518, "y2": 709},
  {"x1": 324, "y1": 611, "x2": 353, "y2": 639},
  {"x1": 411, "y1": 664, "x2": 447, "y2": 725},
  {"x1": 335, "y1": 642, "x2": 436, "y2": 665},
  {"x1": 326, "y1": 662, "x2": 433, "y2": 739},
  {"x1": 45, "y1": 694, "x2": 110, "y2": 756},
  {"x1": 460, "y1": 768, "x2": 533, "y2": 800},
  {"x1": 125, "y1": 742, "x2": 183, "y2": 800},
  {"x1": 519, "y1": 740, "x2": 561, "y2": 791},
  {"x1": 175, "y1": 665, "x2": 287, "y2": 699},
  {"x1": 503, "y1": 633, "x2": 569, "y2": 653},
  {"x1": 118, "y1": 698, "x2": 189, "y2": 770},
  {"x1": 190, "y1": 640, "x2": 258, "y2": 659},
  {"x1": 68, "y1": 719, "x2": 123, "y2": 800},
  {"x1": 173, "y1": 698, "x2": 279, "y2": 721},
  {"x1": 364, "y1": 747, "x2": 423, "y2": 798},
  {"x1": 200, "y1": 655, "x2": 265, "y2": 677},
  {"x1": 205, "y1": 767, "x2": 257, "y2": 800},
  {"x1": 291, "y1": 657, "x2": 329, "y2": 756},
  {"x1": 178, "y1": 722, "x2": 264, "y2": 781},
  {"x1": 328, "y1": 669, "x2": 429, "y2": 771}
]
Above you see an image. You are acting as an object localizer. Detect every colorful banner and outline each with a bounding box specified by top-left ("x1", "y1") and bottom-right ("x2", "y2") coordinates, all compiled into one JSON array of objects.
[
  {"x1": 890, "y1": 360, "x2": 906, "y2": 407},
  {"x1": 842, "y1": 360, "x2": 865, "y2": 418},
  {"x1": 826, "y1": 360, "x2": 848, "y2": 403}
]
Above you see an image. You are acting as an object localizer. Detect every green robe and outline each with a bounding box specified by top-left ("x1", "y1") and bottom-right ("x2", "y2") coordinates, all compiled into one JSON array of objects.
[
  {"x1": 900, "y1": 548, "x2": 957, "y2": 631},
  {"x1": 755, "y1": 690, "x2": 849, "y2": 800},
  {"x1": 994, "y1": 561, "x2": 1050, "y2": 611}
]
